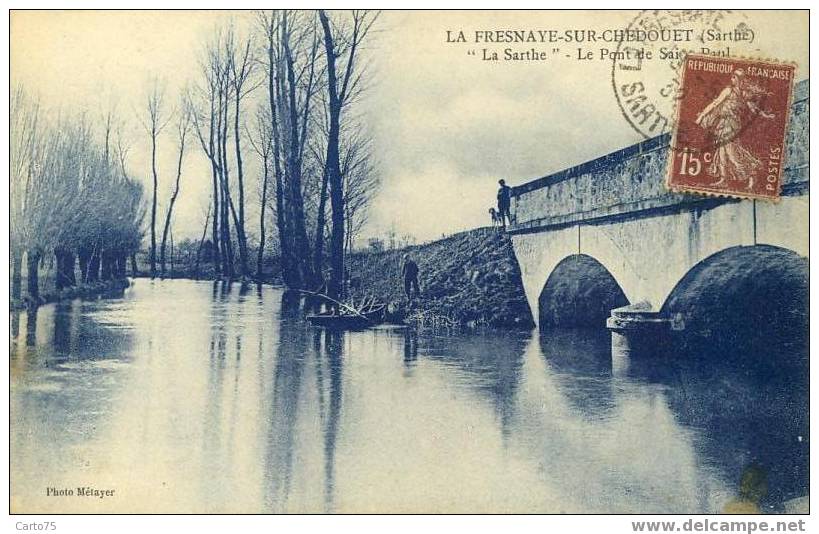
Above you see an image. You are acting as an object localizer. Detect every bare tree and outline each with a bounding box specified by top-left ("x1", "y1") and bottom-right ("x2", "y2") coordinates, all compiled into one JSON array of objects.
[
  {"x1": 318, "y1": 9, "x2": 379, "y2": 299},
  {"x1": 248, "y1": 104, "x2": 274, "y2": 280},
  {"x1": 341, "y1": 122, "x2": 379, "y2": 255},
  {"x1": 193, "y1": 203, "x2": 212, "y2": 278},
  {"x1": 160, "y1": 104, "x2": 191, "y2": 275},
  {"x1": 10, "y1": 85, "x2": 41, "y2": 300},
  {"x1": 139, "y1": 79, "x2": 173, "y2": 278},
  {"x1": 258, "y1": 10, "x2": 324, "y2": 289},
  {"x1": 228, "y1": 28, "x2": 260, "y2": 279},
  {"x1": 189, "y1": 61, "x2": 221, "y2": 277},
  {"x1": 190, "y1": 28, "x2": 236, "y2": 279},
  {"x1": 258, "y1": 10, "x2": 293, "y2": 287},
  {"x1": 11, "y1": 90, "x2": 145, "y2": 303}
]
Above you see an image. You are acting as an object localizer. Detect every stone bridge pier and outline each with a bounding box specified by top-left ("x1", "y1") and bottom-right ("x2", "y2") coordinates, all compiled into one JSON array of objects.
[{"x1": 507, "y1": 80, "x2": 809, "y2": 362}]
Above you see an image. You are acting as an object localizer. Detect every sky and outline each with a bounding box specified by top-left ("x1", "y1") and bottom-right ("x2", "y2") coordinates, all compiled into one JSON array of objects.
[{"x1": 10, "y1": 10, "x2": 809, "y2": 243}]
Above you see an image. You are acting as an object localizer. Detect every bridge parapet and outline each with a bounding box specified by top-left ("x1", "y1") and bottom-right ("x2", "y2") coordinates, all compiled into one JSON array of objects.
[{"x1": 509, "y1": 80, "x2": 809, "y2": 234}]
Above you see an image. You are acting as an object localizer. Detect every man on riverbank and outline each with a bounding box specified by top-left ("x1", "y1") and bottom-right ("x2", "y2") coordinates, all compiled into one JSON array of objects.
[
  {"x1": 497, "y1": 179, "x2": 512, "y2": 229},
  {"x1": 402, "y1": 254, "x2": 421, "y2": 300}
]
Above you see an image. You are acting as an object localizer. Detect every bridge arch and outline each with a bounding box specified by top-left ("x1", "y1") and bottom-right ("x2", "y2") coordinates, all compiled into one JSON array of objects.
[
  {"x1": 510, "y1": 195, "x2": 809, "y2": 327},
  {"x1": 661, "y1": 244, "x2": 808, "y2": 364},
  {"x1": 538, "y1": 254, "x2": 629, "y2": 329}
]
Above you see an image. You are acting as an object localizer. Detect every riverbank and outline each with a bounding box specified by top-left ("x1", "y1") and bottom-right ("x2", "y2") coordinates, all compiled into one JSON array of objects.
[
  {"x1": 10, "y1": 278, "x2": 130, "y2": 311},
  {"x1": 347, "y1": 227, "x2": 534, "y2": 329},
  {"x1": 125, "y1": 227, "x2": 536, "y2": 329}
]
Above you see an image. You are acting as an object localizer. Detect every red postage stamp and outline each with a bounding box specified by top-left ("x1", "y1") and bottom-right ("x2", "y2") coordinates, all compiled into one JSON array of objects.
[{"x1": 667, "y1": 54, "x2": 796, "y2": 201}]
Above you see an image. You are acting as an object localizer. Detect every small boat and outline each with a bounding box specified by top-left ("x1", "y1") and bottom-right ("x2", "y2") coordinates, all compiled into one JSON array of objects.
[{"x1": 306, "y1": 303, "x2": 386, "y2": 330}]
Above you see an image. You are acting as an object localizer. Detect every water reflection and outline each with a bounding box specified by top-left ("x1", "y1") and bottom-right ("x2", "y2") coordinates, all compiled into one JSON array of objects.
[
  {"x1": 25, "y1": 307, "x2": 38, "y2": 347},
  {"x1": 612, "y1": 326, "x2": 809, "y2": 512},
  {"x1": 419, "y1": 331, "x2": 527, "y2": 440},
  {"x1": 403, "y1": 329, "x2": 418, "y2": 367},
  {"x1": 263, "y1": 291, "x2": 309, "y2": 511},
  {"x1": 9, "y1": 280, "x2": 808, "y2": 513},
  {"x1": 11, "y1": 297, "x2": 138, "y2": 513},
  {"x1": 317, "y1": 331, "x2": 343, "y2": 512},
  {"x1": 651, "y1": 354, "x2": 808, "y2": 512},
  {"x1": 11, "y1": 308, "x2": 20, "y2": 339},
  {"x1": 538, "y1": 328, "x2": 615, "y2": 421},
  {"x1": 52, "y1": 301, "x2": 74, "y2": 353}
]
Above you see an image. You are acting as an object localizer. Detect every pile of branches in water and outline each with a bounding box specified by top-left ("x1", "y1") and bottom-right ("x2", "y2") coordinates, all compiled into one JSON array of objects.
[{"x1": 299, "y1": 289, "x2": 382, "y2": 317}]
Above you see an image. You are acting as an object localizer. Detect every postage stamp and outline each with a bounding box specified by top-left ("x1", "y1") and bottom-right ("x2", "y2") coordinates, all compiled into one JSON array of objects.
[{"x1": 666, "y1": 54, "x2": 796, "y2": 200}]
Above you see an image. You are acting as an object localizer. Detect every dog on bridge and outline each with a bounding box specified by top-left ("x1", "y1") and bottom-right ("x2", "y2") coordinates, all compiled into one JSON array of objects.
[{"x1": 489, "y1": 207, "x2": 502, "y2": 227}]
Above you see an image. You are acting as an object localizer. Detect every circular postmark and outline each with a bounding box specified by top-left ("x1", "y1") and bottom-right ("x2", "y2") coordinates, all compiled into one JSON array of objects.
[{"x1": 611, "y1": 10, "x2": 758, "y2": 145}]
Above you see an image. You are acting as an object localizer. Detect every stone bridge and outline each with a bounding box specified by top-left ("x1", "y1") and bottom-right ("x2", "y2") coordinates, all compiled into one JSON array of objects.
[{"x1": 508, "y1": 80, "x2": 808, "y2": 354}]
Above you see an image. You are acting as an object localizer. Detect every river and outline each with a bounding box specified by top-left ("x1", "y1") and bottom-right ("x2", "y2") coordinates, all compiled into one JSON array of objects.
[{"x1": 9, "y1": 279, "x2": 808, "y2": 513}]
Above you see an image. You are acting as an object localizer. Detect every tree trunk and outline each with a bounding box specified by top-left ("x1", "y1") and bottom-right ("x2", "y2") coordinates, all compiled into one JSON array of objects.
[
  {"x1": 66, "y1": 251, "x2": 76, "y2": 286},
  {"x1": 218, "y1": 92, "x2": 234, "y2": 280},
  {"x1": 210, "y1": 161, "x2": 221, "y2": 276},
  {"x1": 275, "y1": 165, "x2": 297, "y2": 287},
  {"x1": 195, "y1": 205, "x2": 211, "y2": 279},
  {"x1": 161, "y1": 123, "x2": 187, "y2": 276},
  {"x1": 78, "y1": 247, "x2": 91, "y2": 283},
  {"x1": 227, "y1": 193, "x2": 247, "y2": 281},
  {"x1": 265, "y1": 21, "x2": 300, "y2": 289},
  {"x1": 328, "y1": 130, "x2": 345, "y2": 300},
  {"x1": 169, "y1": 232, "x2": 174, "y2": 275},
  {"x1": 234, "y1": 87, "x2": 249, "y2": 278},
  {"x1": 319, "y1": 11, "x2": 346, "y2": 300},
  {"x1": 256, "y1": 158, "x2": 269, "y2": 281},
  {"x1": 220, "y1": 175, "x2": 234, "y2": 279},
  {"x1": 26, "y1": 249, "x2": 41, "y2": 301},
  {"x1": 117, "y1": 253, "x2": 127, "y2": 279},
  {"x1": 313, "y1": 165, "x2": 330, "y2": 284},
  {"x1": 88, "y1": 246, "x2": 101, "y2": 282},
  {"x1": 150, "y1": 130, "x2": 158, "y2": 278},
  {"x1": 101, "y1": 249, "x2": 114, "y2": 281},
  {"x1": 160, "y1": 193, "x2": 177, "y2": 276},
  {"x1": 12, "y1": 248, "x2": 23, "y2": 301},
  {"x1": 55, "y1": 247, "x2": 76, "y2": 291}
]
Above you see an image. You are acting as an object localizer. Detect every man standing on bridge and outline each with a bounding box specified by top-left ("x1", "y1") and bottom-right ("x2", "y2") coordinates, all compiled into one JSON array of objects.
[{"x1": 497, "y1": 179, "x2": 512, "y2": 229}]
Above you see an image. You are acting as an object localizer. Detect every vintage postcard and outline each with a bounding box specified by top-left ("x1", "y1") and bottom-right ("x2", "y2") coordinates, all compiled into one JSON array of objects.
[{"x1": 8, "y1": 9, "x2": 809, "y2": 518}]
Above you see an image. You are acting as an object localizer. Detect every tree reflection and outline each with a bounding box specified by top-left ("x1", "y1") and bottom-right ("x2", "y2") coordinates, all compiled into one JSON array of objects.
[
  {"x1": 318, "y1": 330, "x2": 343, "y2": 513},
  {"x1": 11, "y1": 310, "x2": 21, "y2": 341},
  {"x1": 421, "y1": 331, "x2": 528, "y2": 440},
  {"x1": 262, "y1": 291, "x2": 308, "y2": 511},
  {"x1": 403, "y1": 328, "x2": 418, "y2": 367},
  {"x1": 25, "y1": 307, "x2": 38, "y2": 347},
  {"x1": 52, "y1": 301, "x2": 74, "y2": 354}
]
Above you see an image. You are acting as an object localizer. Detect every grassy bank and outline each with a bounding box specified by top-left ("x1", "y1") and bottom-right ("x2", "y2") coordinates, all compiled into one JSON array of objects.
[{"x1": 347, "y1": 227, "x2": 534, "y2": 329}]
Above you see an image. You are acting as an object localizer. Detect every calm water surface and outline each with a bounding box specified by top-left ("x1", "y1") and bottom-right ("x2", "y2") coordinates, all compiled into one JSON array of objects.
[{"x1": 10, "y1": 279, "x2": 807, "y2": 513}]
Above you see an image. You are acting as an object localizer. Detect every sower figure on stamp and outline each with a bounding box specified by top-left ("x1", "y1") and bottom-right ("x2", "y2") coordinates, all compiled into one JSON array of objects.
[
  {"x1": 497, "y1": 179, "x2": 512, "y2": 229},
  {"x1": 401, "y1": 254, "x2": 421, "y2": 301},
  {"x1": 695, "y1": 69, "x2": 775, "y2": 189}
]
